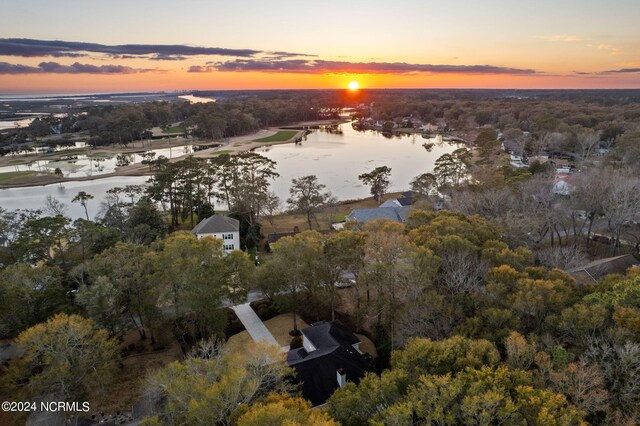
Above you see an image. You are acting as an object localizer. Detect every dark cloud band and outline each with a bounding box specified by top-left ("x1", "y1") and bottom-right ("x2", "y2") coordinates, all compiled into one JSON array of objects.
[
  {"x1": 197, "y1": 59, "x2": 538, "y2": 75},
  {"x1": 602, "y1": 68, "x2": 640, "y2": 74},
  {"x1": 0, "y1": 38, "x2": 306, "y2": 59},
  {"x1": 0, "y1": 61, "x2": 151, "y2": 74}
]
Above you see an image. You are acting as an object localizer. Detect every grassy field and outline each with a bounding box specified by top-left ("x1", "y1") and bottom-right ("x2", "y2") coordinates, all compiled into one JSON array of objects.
[
  {"x1": 163, "y1": 125, "x2": 185, "y2": 134},
  {"x1": 253, "y1": 130, "x2": 298, "y2": 143},
  {"x1": 260, "y1": 192, "x2": 408, "y2": 235},
  {"x1": 0, "y1": 171, "x2": 38, "y2": 184}
]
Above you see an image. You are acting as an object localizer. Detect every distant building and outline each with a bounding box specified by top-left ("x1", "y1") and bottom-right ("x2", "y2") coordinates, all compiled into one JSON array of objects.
[
  {"x1": 192, "y1": 215, "x2": 240, "y2": 252},
  {"x1": 528, "y1": 155, "x2": 549, "y2": 165},
  {"x1": 346, "y1": 206, "x2": 412, "y2": 224},
  {"x1": 287, "y1": 321, "x2": 375, "y2": 406},
  {"x1": 553, "y1": 173, "x2": 578, "y2": 195}
]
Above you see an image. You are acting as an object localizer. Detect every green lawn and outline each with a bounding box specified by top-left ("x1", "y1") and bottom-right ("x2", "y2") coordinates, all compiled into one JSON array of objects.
[
  {"x1": 163, "y1": 125, "x2": 185, "y2": 134},
  {"x1": 0, "y1": 171, "x2": 37, "y2": 183},
  {"x1": 209, "y1": 150, "x2": 232, "y2": 156},
  {"x1": 253, "y1": 130, "x2": 298, "y2": 143}
]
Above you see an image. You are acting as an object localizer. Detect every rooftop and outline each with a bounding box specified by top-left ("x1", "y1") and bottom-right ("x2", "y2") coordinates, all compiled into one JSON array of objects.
[
  {"x1": 346, "y1": 206, "x2": 412, "y2": 223},
  {"x1": 566, "y1": 254, "x2": 639, "y2": 284},
  {"x1": 286, "y1": 321, "x2": 375, "y2": 406},
  {"x1": 192, "y1": 215, "x2": 239, "y2": 234}
]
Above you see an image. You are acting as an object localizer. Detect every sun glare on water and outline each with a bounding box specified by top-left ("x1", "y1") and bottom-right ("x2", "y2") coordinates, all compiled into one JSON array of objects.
[{"x1": 348, "y1": 81, "x2": 360, "y2": 90}]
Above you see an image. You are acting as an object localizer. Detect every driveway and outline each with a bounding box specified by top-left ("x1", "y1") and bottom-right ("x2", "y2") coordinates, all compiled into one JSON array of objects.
[{"x1": 231, "y1": 302, "x2": 279, "y2": 347}]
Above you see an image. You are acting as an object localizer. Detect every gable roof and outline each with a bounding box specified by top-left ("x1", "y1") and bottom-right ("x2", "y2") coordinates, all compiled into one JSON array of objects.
[
  {"x1": 192, "y1": 215, "x2": 239, "y2": 234},
  {"x1": 379, "y1": 199, "x2": 402, "y2": 208},
  {"x1": 302, "y1": 321, "x2": 360, "y2": 352},
  {"x1": 398, "y1": 191, "x2": 413, "y2": 206},
  {"x1": 346, "y1": 206, "x2": 412, "y2": 223},
  {"x1": 566, "y1": 254, "x2": 639, "y2": 284},
  {"x1": 286, "y1": 321, "x2": 375, "y2": 406}
]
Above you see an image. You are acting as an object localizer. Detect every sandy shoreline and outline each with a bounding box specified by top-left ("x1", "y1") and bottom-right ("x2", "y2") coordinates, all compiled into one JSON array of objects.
[{"x1": 0, "y1": 119, "x2": 343, "y2": 189}]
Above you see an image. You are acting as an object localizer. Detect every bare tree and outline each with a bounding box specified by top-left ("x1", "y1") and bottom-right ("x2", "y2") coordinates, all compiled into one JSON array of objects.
[
  {"x1": 572, "y1": 167, "x2": 610, "y2": 248},
  {"x1": 537, "y1": 245, "x2": 588, "y2": 270},
  {"x1": 43, "y1": 195, "x2": 68, "y2": 217},
  {"x1": 575, "y1": 129, "x2": 601, "y2": 162},
  {"x1": 549, "y1": 361, "x2": 610, "y2": 416},
  {"x1": 262, "y1": 191, "x2": 281, "y2": 230},
  {"x1": 438, "y1": 249, "x2": 488, "y2": 296},
  {"x1": 287, "y1": 175, "x2": 332, "y2": 230},
  {"x1": 603, "y1": 170, "x2": 640, "y2": 254}
]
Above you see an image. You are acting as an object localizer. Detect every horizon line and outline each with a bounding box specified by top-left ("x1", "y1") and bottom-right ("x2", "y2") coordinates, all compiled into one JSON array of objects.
[{"x1": 3, "y1": 87, "x2": 640, "y2": 97}]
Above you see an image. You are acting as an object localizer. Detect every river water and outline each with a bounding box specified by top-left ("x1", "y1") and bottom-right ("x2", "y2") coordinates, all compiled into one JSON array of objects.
[{"x1": 0, "y1": 123, "x2": 462, "y2": 220}]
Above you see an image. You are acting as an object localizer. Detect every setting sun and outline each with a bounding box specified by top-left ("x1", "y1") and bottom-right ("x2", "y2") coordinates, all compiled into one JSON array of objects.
[{"x1": 348, "y1": 81, "x2": 360, "y2": 90}]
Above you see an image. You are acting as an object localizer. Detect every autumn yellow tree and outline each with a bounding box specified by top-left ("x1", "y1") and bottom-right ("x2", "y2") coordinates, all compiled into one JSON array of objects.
[
  {"x1": 143, "y1": 342, "x2": 293, "y2": 426},
  {"x1": 8, "y1": 313, "x2": 119, "y2": 401},
  {"x1": 236, "y1": 393, "x2": 338, "y2": 426}
]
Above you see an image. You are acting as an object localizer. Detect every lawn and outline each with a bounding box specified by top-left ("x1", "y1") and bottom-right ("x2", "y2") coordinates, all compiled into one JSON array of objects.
[
  {"x1": 163, "y1": 125, "x2": 185, "y2": 134},
  {"x1": 0, "y1": 171, "x2": 37, "y2": 183},
  {"x1": 253, "y1": 130, "x2": 298, "y2": 143},
  {"x1": 225, "y1": 312, "x2": 379, "y2": 359},
  {"x1": 226, "y1": 313, "x2": 309, "y2": 351}
]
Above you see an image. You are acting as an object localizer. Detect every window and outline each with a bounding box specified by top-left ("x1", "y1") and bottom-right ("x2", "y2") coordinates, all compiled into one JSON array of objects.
[
  {"x1": 223, "y1": 233, "x2": 234, "y2": 240},
  {"x1": 224, "y1": 244, "x2": 234, "y2": 251}
]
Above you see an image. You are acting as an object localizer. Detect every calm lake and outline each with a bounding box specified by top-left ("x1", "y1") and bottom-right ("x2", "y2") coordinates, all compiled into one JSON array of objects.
[
  {"x1": 256, "y1": 122, "x2": 461, "y2": 202},
  {"x1": 0, "y1": 122, "x2": 462, "y2": 220}
]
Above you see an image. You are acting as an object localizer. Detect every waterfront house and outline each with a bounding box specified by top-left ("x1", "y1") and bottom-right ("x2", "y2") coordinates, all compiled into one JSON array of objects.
[{"x1": 192, "y1": 215, "x2": 240, "y2": 252}]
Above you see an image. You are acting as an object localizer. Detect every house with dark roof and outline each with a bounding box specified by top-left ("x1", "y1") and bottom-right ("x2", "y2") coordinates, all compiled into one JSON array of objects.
[
  {"x1": 346, "y1": 206, "x2": 412, "y2": 224},
  {"x1": 287, "y1": 321, "x2": 375, "y2": 406},
  {"x1": 192, "y1": 215, "x2": 240, "y2": 252},
  {"x1": 565, "y1": 254, "x2": 639, "y2": 284},
  {"x1": 379, "y1": 199, "x2": 403, "y2": 208},
  {"x1": 398, "y1": 191, "x2": 413, "y2": 206}
]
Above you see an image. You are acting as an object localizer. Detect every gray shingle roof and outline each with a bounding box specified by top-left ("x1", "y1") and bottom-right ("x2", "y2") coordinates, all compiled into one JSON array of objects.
[
  {"x1": 379, "y1": 199, "x2": 402, "y2": 208},
  {"x1": 192, "y1": 215, "x2": 239, "y2": 234},
  {"x1": 286, "y1": 321, "x2": 375, "y2": 406},
  {"x1": 346, "y1": 206, "x2": 412, "y2": 223},
  {"x1": 566, "y1": 254, "x2": 639, "y2": 284}
]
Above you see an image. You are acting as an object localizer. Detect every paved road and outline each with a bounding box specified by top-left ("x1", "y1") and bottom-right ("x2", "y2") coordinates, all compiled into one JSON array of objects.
[
  {"x1": 221, "y1": 290, "x2": 264, "y2": 308},
  {"x1": 231, "y1": 302, "x2": 279, "y2": 347}
]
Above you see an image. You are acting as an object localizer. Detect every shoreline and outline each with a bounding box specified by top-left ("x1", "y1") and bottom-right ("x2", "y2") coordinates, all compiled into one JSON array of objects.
[{"x1": 0, "y1": 119, "x2": 345, "y2": 189}]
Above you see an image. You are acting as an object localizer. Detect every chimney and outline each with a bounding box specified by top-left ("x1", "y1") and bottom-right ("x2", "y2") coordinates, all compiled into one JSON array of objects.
[{"x1": 337, "y1": 368, "x2": 346, "y2": 388}]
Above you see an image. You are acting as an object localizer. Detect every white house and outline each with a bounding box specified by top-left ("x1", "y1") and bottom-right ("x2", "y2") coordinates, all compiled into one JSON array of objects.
[
  {"x1": 192, "y1": 215, "x2": 240, "y2": 252},
  {"x1": 553, "y1": 174, "x2": 577, "y2": 196}
]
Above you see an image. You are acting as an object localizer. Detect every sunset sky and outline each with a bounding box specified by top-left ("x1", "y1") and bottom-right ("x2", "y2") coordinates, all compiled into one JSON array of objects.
[{"x1": 1, "y1": 0, "x2": 640, "y2": 93}]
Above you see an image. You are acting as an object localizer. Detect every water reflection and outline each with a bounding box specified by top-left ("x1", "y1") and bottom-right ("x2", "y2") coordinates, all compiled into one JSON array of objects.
[
  {"x1": 256, "y1": 122, "x2": 461, "y2": 202},
  {"x1": 0, "y1": 145, "x2": 193, "y2": 177},
  {"x1": 0, "y1": 122, "x2": 461, "y2": 219}
]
